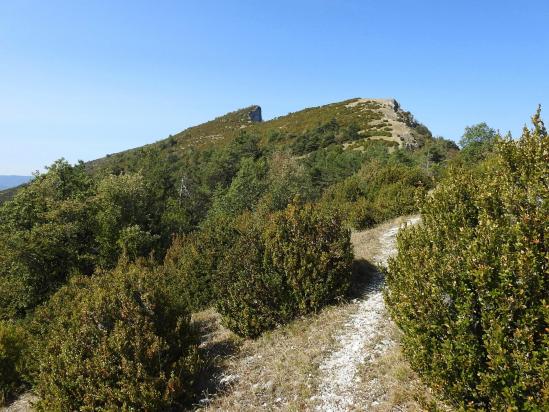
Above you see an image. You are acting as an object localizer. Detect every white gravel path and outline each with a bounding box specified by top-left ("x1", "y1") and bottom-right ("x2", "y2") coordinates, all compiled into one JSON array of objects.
[{"x1": 315, "y1": 217, "x2": 420, "y2": 412}]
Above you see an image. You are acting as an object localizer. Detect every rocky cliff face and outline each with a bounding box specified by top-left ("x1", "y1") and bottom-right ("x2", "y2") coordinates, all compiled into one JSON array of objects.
[{"x1": 248, "y1": 105, "x2": 262, "y2": 123}]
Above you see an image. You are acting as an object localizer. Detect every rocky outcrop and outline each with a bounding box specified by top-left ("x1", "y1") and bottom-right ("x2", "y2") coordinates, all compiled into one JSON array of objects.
[
  {"x1": 248, "y1": 106, "x2": 262, "y2": 123},
  {"x1": 345, "y1": 98, "x2": 426, "y2": 149}
]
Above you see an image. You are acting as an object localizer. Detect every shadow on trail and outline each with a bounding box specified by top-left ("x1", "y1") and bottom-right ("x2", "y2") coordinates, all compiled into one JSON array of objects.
[
  {"x1": 348, "y1": 258, "x2": 384, "y2": 300},
  {"x1": 191, "y1": 313, "x2": 240, "y2": 410}
]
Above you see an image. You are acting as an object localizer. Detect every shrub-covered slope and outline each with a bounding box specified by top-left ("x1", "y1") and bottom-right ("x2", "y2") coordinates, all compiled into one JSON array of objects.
[
  {"x1": 0, "y1": 97, "x2": 459, "y2": 406},
  {"x1": 86, "y1": 98, "x2": 436, "y2": 174}
]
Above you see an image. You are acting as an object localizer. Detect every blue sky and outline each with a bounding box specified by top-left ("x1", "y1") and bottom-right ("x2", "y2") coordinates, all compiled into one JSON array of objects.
[{"x1": 1, "y1": 0, "x2": 547, "y2": 174}]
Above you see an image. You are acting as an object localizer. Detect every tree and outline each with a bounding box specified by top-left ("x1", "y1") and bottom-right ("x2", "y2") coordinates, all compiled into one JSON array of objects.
[
  {"x1": 94, "y1": 173, "x2": 152, "y2": 267},
  {"x1": 258, "y1": 151, "x2": 314, "y2": 212},
  {"x1": 207, "y1": 157, "x2": 268, "y2": 219},
  {"x1": 0, "y1": 160, "x2": 97, "y2": 319},
  {"x1": 458, "y1": 122, "x2": 497, "y2": 162}
]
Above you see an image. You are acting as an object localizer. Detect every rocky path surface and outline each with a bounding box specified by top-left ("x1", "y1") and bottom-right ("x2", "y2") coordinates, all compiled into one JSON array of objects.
[
  {"x1": 315, "y1": 216, "x2": 420, "y2": 411},
  {"x1": 0, "y1": 393, "x2": 37, "y2": 412}
]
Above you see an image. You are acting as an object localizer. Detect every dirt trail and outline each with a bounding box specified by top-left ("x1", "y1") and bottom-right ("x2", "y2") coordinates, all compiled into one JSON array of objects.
[
  {"x1": 201, "y1": 215, "x2": 436, "y2": 412},
  {"x1": 315, "y1": 216, "x2": 420, "y2": 411},
  {"x1": 0, "y1": 393, "x2": 36, "y2": 412}
]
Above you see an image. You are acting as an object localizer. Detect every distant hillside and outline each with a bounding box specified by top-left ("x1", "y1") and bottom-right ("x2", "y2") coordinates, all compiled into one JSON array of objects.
[
  {"x1": 0, "y1": 175, "x2": 32, "y2": 190},
  {"x1": 87, "y1": 98, "x2": 435, "y2": 174},
  {"x1": 1, "y1": 98, "x2": 449, "y2": 204}
]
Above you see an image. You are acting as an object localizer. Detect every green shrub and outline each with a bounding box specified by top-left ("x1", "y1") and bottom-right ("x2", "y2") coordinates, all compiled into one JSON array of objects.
[
  {"x1": 164, "y1": 215, "x2": 238, "y2": 311},
  {"x1": 347, "y1": 197, "x2": 376, "y2": 229},
  {"x1": 0, "y1": 321, "x2": 27, "y2": 405},
  {"x1": 215, "y1": 203, "x2": 353, "y2": 337},
  {"x1": 117, "y1": 224, "x2": 159, "y2": 261},
  {"x1": 385, "y1": 111, "x2": 548, "y2": 410},
  {"x1": 316, "y1": 160, "x2": 430, "y2": 229},
  {"x1": 215, "y1": 223, "x2": 295, "y2": 338},
  {"x1": 207, "y1": 157, "x2": 268, "y2": 219},
  {"x1": 264, "y1": 203, "x2": 353, "y2": 313},
  {"x1": 370, "y1": 182, "x2": 424, "y2": 222},
  {"x1": 33, "y1": 263, "x2": 201, "y2": 411},
  {"x1": 257, "y1": 151, "x2": 315, "y2": 213}
]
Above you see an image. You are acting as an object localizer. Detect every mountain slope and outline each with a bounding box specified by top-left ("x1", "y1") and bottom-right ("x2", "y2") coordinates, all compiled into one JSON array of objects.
[
  {"x1": 0, "y1": 98, "x2": 452, "y2": 208},
  {"x1": 87, "y1": 98, "x2": 434, "y2": 174}
]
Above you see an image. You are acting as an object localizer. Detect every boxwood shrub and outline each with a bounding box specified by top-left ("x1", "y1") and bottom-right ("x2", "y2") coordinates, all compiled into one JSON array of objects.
[
  {"x1": 164, "y1": 215, "x2": 238, "y2": 312},
  {"x1": 32, "y1": 262, "x2": 201, "y2": 411},
  {"x1": 0, "y1": 321, "x2": 27, "y2": 405},
  {"x1": 385, "y1": 111, "x2": 548, "y2": 410},
  {"x1": 215, "y1": 203, "x2": 353, "y2": 337},
  {"x1": 264, "y1": 203, "x2": 353, "y2": 314}
]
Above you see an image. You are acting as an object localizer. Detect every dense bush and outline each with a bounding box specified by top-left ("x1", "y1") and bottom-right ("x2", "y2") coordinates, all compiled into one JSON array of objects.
[
  {"x1": 207, "y1": 157, "x2": 268, "y2": 219},
  {"x1": 32, "y1": 263, "x2": 201, "y2": 411},
  {"x1": 386, "y1": 111, "x2": 548, "y2": 410},
  {"x1": 256, "y1": 151, "x2": 315, "y2": 213},
  {"x1": 346, "y1": 197, "x2": 377, "y2": 229},
  {"x1": 164, "y1": 215, "x2": 239, "y2": 311},
  {"x1": 303, "y1": 145, "x2": 367, "y2": 192},
  {"x1": 264, "y1": 203, "x2": 353, "y2": 313},
  {"x1": 317, "y1": 161, "x2": 431, "y2": 229},
  {"x1": 215, "y1": 203, "x2": 353, "y2": 337},
  {"x1": 0, "y1": 321, "x2": 27, "y2": 405},
  {"x1": 215, "y1": 222, "x2": 295, "y2": 338}
]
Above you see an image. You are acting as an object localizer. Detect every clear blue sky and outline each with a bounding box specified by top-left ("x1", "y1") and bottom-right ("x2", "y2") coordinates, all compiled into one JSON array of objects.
[{"x1": 1, "y1": 0, "x2": 547, "y2": 174}]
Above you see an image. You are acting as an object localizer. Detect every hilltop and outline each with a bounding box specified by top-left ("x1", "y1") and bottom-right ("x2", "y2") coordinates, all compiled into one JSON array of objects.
[
  {"x1": 86, "y1": 97, "x2": 436, "y2": 174},
  {"x1": 0, "y1": 98, "x2": 447, "y2": 205}
]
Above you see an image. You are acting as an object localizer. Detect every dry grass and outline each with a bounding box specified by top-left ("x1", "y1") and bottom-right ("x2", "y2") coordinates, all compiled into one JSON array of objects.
[
  {"x1": 353, "y1": 322, "x2": 452, "y2": 412},
  {"x1": 351, "y1": 215, "x2": 415, "y2": 262},
  {"x1": 196, "y1": 299, "x2": 361, "y2": 411}
]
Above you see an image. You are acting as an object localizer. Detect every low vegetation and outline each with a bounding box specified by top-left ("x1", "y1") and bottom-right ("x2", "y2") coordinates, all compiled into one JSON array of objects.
[
  {"x1": 216, "y1": 203, "x2": 353, "y2": 337},
  {"x1": 386, "y1": 109, "x2": 548, "y2": 410},
  {"x1": 31, "y1": 262, "x2": 201, "y2": 411},
  {"x1": 0, "y1": 321, "x2": 27, "y2": 405}
]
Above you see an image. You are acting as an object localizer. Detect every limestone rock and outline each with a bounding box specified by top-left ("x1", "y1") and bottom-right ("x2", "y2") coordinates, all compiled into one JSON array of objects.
[{"x1": 248, "y1": 105, "x2": 262, "y2": 123}]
